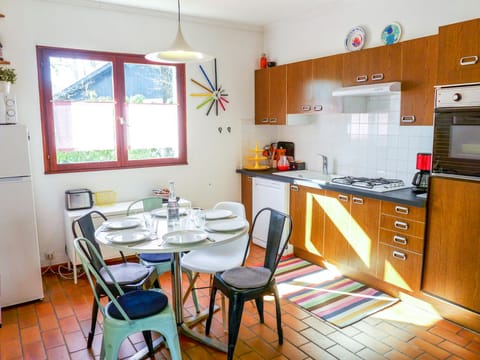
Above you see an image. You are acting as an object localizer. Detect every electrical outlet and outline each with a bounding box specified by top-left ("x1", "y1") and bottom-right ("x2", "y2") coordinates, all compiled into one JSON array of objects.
[{"x1": 45, "y1": 252, "x2": 55, "y2": 261}]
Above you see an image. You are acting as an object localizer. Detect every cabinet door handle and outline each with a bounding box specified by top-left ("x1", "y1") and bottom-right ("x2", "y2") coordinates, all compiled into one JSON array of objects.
[
  {"x1": 352, "y1": 197, "x2": 364, "y2": 205},
  {"x1": 356, "y1": 75, "x2": 368, "y2": 82},
  {"x1": 269, "y1": 118, "x2": 277, "y2": 123},
  {"x1": 395, "y1": 205, "x2": 409, "y2": 215},
  {"x1": 401, "y1": 115, "x2": 416, "y2": 123},
  {"x1": 261, "y1": 118, "x2": 269, "y2": 123},
  {"x1": 338, "y1": 194, "x2": 349, "y2": 202},
  {"x1": 313, "y1": 105, "x2": 323, "y2": 111},
  {"x1": 290, "y1": 185, "x2": 299, "y2": 192},
  {"x1": 394, "y1": 221, "x2": 409, "y2": 230},
  {"x1": 393, "y1": 235, "x2": 407, "y2": 245},
  {"x1": 371, "y1": 73, "x2": 384, "y2": 81},
  {"x1": 460, "y1": 55, "x2": 479, "y2": 66},
  {"x1": 393, "y1": 251, "x2": 407, "y2": 261},
  {"x1": 302, "y1": 105, "x2": 311, "y2": 112}
]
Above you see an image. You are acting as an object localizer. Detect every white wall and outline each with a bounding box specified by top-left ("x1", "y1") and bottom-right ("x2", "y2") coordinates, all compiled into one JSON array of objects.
[
  {"x1": 0, "y1": 0, "x2": 263, "y2": 265},
  {"x1": 245, "y1": 0, "x2": 480, "y2": 182}
]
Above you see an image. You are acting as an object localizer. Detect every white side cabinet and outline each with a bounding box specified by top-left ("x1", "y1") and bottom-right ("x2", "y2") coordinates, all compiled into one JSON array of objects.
[{"x1": 64, "y1": 201, "x2": 140, "y2": 284}]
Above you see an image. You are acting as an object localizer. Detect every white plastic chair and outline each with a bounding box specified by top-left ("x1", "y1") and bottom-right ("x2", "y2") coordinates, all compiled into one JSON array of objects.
[{"x1": 181, "y1": 201, "x2": 250, "y2": 329}]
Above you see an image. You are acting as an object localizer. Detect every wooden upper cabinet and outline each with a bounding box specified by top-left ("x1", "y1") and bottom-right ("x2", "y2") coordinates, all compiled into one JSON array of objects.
[
  {"x1": 342, "y1": 44, "x2": 401, "y2": 86},
  {"x1": 312, "y1": 54, "x2": 343, "y2": 113},
  {"x1": 400, "y1": 35, "x2": 438, "y2": 126},
  {"x1": 437, "y1": 18, "x2": 480, "y2": 85},
  {"x1": 287, "y1": 54, "x2": 343, "y2": 115},
  {"x1": 254, "y1": 66, "x2": 287, "y2": 125},
  {"x1": 287, "y1": 60, "x2": 313, "y2": 114}
]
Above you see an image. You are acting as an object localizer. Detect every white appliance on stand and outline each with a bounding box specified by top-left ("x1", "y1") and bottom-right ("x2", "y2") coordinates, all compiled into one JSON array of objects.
[
  {"x1": 0, "y1": 124, "x2": 43, "y2": 308},
  {"x1": 252, "y1": 177, "x2": 292, "y2": 254}
]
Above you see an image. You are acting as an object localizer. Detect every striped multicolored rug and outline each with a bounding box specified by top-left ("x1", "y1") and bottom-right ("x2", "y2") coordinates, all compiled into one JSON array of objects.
[{"x1": 275, "y1": 256, "x2": 399, "y2": 328}]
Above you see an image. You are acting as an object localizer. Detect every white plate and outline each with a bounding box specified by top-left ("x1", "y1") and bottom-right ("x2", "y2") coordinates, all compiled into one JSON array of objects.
[
  {"x1": 105, "y1": 230, "x2": 150, "y2": 244},
  {"x1": 162, "y1": 230, "x2": 208, "y2": 245},
  {"x1": 104, "y1": 219, "x2": 141, "y2": 230},
  {"x1": 205, "y1": 209, "x2": 233, "y2": 220},
  {"x1": 151, "y1": 208, "x2": 187, "y2": 217},
  {"x1": 345, "y1": 26, "x2": 366, "y2": 51},
  {"x1": 205, "y1": 219, "x2": 246, "y2": 232}
]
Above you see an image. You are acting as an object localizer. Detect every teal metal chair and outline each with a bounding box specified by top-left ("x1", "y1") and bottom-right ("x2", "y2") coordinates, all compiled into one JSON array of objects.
[
  {"x1": 74, "y1": 237, "x2": 182, "y2": 360},
  {"x1": 127, "y1": 196, "x2": 201, "y2": 313}
]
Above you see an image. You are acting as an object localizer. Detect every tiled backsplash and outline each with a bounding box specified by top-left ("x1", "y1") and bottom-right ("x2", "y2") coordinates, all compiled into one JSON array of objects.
[{"x1": 242, "y1": 96, "x2": 434, "y2": 184}]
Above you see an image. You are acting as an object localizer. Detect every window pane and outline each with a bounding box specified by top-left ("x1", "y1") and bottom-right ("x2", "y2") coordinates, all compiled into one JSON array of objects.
[
  {"x1": 124, "y1": 63, "x2": 179, "y2": 160},
  {"x1": 49, "y1": 57, "x2": 116, "y2": 163}
]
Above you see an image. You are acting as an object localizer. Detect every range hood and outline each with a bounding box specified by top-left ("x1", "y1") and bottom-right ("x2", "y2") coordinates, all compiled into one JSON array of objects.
[{"x1": 332, "y1": 81, "x2": 401, "y2": 97}]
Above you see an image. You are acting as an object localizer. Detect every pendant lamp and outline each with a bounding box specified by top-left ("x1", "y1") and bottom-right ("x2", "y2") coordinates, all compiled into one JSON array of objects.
[{"x1": 145, "y1": 0, "x2": 213, "y2": 63}]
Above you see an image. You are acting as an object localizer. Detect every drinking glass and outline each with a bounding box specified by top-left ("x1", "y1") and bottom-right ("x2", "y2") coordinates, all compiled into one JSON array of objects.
[
  {"x1": 143, "y1": 211, "x2": 158, "y2": 239},
  {"x1": 192, "y1": 208, "x2": 206, "y2": 229}
]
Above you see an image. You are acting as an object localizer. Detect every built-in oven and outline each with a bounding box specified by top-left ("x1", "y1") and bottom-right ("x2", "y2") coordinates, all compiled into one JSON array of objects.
[{"x1": 432, "y1": 84, "x2": 480, "y2": 178}]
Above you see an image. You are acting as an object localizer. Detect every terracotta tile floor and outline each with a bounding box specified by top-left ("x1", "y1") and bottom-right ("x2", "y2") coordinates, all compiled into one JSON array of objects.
[{"x1": 1, "y1": 245, "x2": 480, "y2": 359}]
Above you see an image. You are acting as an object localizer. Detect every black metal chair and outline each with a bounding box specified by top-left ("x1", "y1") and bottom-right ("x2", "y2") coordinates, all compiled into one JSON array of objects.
[
  {"x1": 205, "y1": 207, "x2": 293, "y2": 360},
  {"x1": 71, "y1": 210, "x2": 159, "y2": 353}
]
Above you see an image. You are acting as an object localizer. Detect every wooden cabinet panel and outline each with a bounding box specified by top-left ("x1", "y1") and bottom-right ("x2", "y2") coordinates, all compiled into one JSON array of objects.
[
  {"x1": 380, "y1": 201, "x2": 426, "y2": 222},
  {"x1": 437, "y1": 18, "x2": 480, "y2": 85},
  {"x1": 342, "y1": 44, "x2": 401, "y2": 86},
  {"x1": 380, "y1": 214, "x2": 425, "y2": 238},
  {"x1": 269, "y1": 65, "x2": 287, "y2": 125},
  {"x1": 287, "y1": 60, "x2": 313, "y2": 114},
  {"x1": 379, "y1": 229, "x2": 424, "y2": 254},
  {"x1": 254, "y1": 65, "x2": 287, "y2": 125},
  {"x1": 377, "y1": 243, "x2": 423, "y2": 292},
  {"x1": 254, "y1": 69, "x2": 269, "y2": 124},
  {"x1": 349, "y1": 195, "x2": 380, "y2": 275},
  {"x1": 323, "y1": 190, "x2": 355, "y2": 266},
  {"x1": 312, "y1": 54, "x2": 343, "y2": 113},
  {"x1": 422, "y1": 177, "x2": 480, "y2": 313},
  {"x1": 400, "y1": 35, "x2": 438, "y2": 126},
  {"x1": 241, "y1": 175, "x2": 253, "y2": 225},
  {"x1": 289, "y1": 185, "x2": 325, "y2": 256}
]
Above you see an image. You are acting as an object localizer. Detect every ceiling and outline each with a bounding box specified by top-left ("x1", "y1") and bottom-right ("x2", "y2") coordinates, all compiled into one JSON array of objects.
[{"x1": 95, "y1": 0, "x2": 336, "y2": 27}]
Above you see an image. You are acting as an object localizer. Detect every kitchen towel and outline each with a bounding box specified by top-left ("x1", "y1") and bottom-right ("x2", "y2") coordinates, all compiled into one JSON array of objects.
[{"x1": 275, "y1": 256, "x2": 399, "y2": 328}]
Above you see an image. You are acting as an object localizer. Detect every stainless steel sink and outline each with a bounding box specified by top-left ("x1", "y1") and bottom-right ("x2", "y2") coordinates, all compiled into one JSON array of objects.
[{"x1": 272, "y1": 170, "x2": 341, "y2": 184}]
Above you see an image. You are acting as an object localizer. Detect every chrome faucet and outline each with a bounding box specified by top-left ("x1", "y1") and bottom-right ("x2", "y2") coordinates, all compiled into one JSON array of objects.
[{"x1": 317, "y1": 153, "x2": 328, "y2": 175}]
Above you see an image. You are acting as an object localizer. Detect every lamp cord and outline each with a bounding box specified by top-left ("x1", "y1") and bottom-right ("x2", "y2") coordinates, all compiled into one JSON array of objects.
[{"x1": 177, "y1": 0, "x2": 181, "y2": 24}]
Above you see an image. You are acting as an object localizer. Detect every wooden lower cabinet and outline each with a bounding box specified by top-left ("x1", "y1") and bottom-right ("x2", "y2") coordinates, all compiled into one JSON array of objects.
[
  {"x1": 322, "y1": 190, "x2": 379, "y2": 276},
  {"x1": 241, "y1": 175, "x2": 252, "y2": 225},
  {"x1": 422, "y1": 176, "x2": 480, "y2": 313},
  {"x1": 289, "y1": 184, "x2": 325, "y2": 256},
  {"x1": 377, "y1": 201, "x2": 426, "y2": 292}
]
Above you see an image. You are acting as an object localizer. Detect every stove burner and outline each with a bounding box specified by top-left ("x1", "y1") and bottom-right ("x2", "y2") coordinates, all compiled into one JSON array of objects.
[{"x1": 331, "y1": 176, "x2": 406, "y2": 190}]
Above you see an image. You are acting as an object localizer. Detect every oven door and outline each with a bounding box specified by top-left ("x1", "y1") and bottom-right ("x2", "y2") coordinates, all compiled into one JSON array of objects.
[{"x1": 433, "y1": 110, "x2": 480, "y2": 177}]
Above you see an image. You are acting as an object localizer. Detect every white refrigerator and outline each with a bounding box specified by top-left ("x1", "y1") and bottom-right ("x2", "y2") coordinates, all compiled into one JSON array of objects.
[{"x1": 0, "y1": 124, "x2": 44, "y2": 308}]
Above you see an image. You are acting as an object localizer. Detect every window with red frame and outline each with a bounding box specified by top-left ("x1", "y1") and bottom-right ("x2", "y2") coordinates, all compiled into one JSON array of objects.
[{"x1": 36, "y1": 46, "x2": 187, "y2": 173}]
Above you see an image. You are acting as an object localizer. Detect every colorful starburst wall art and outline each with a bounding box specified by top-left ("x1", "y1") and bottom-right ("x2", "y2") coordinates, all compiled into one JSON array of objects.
[{"x1": 190, "y1": 59, "x2": 229, "y2": 116}]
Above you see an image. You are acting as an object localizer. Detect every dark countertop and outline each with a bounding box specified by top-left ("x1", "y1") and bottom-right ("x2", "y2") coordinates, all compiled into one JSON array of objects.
[{"x1": 237, "y1": 168, "x2": 427, "y2": 207}]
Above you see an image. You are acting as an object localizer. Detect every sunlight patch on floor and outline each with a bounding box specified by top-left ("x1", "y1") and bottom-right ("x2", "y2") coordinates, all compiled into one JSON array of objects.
[{"x1": 371, "y1": 299, "x2": 442, "y2": 327}]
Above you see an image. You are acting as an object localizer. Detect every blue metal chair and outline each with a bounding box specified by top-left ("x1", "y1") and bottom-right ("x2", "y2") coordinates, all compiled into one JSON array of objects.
[
  {"x1": 74, "y1": 237, "x2": 181, "y2": 360},
  {"x1": 127, "y1": 197, "x2": 201, "y2": 313}
]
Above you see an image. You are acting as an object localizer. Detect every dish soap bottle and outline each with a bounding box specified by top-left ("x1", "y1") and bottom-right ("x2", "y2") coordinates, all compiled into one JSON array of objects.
[{"x1": 167, "y1": 180, "x2": 180, "y2": 226}]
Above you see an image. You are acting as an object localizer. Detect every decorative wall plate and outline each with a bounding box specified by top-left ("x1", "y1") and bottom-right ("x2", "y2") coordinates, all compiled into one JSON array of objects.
[
  {"x1": 345, "y1": 26, "x2": 366, "y2": 51},
  {"x1": 381, "y1": 22, "x2": 402, "y2": 45},
  {"x1": 190, "y1": 58, "x2": 229, "y2": 116}
]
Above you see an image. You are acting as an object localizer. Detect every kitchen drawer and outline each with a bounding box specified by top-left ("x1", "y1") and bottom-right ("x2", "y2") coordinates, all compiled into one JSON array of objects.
[
  {"x1": 380, "y1": 214, "x2": 425, "y2": 238},
  {"x1": 379, "y1": 228, "x2": 424, "y2": 254},
  {"x1": 377, "y1": 243, "x2": 422, "y2": 292},
  {"x1": 381, "y1": 201, "x2": 426, "y2": 221}
]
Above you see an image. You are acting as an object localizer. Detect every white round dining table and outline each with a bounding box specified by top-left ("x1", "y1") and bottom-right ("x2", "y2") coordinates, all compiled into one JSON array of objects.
[{"x1": 95, "y1": 213, "x2": 249, "y2": 354}]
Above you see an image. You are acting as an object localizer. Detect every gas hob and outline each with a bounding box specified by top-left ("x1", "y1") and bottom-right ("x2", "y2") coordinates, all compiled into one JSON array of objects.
[{"x1": 330, "y1": 176, "x2": 411, "y2": 192}]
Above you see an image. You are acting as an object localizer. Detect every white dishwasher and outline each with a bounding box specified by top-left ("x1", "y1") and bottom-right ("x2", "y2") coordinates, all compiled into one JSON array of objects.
[{"x1": 252, "y1": 177, "x2": 292, "y2": 254}]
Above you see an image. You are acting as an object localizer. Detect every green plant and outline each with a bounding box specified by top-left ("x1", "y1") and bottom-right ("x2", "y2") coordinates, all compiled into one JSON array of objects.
[{"x1": 0, "y1": 67, "x2": 17, "y2": 83}]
